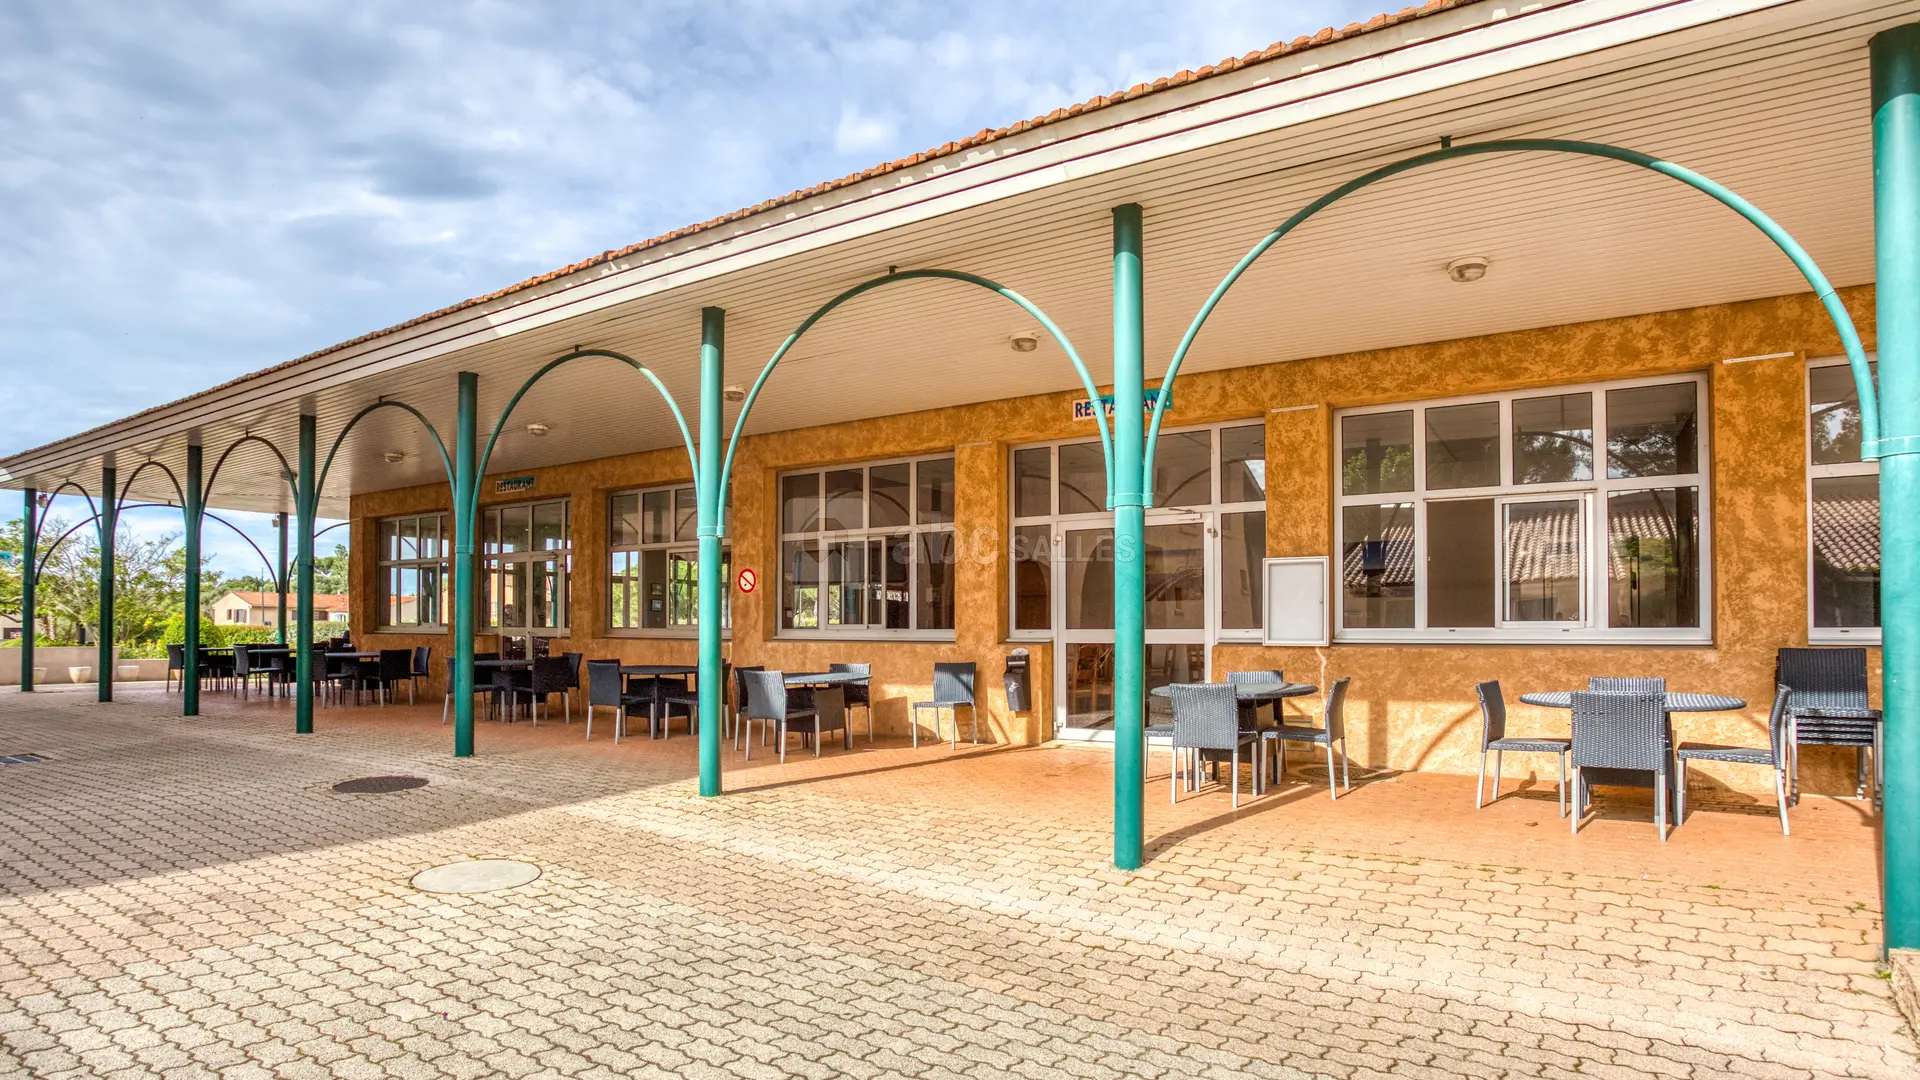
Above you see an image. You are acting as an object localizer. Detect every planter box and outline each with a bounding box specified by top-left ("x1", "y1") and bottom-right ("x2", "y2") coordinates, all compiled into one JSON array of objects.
[{"x1": 0, "y1": 646, "x2": 122, "y2": 686}]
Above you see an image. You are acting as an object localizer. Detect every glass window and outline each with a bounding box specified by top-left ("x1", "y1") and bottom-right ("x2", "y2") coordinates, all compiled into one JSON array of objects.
[
  {"x1": 1058, "y1": 442, "x2": 1107, "y2": 516},
  {"x1": 482, "y1": 500, "x2": 569, "y2": 633},
  {"x1": 1341, "y1": 411, "x2": 1414, "y2": 495},
  {"x1": 1013, "y1": 448, "x2": 1052, "y2": 518},
  {"x1": 1153, "y1": 431, "x2": 1212, "y2": 509},
  {"x1": 1013, "y1": 524, "x2": 1052, "y2": 631},
  {"x1": 377, "y1": 512, "x2": 449, "y2": 629},
  {"x1": 1426, "y1": 402, "x2": 1500, "y2": 490},
  {"x1": 1607, "y1": 383, "x2": 1698, "y2": 478},
  {"x1": 1218, "y1": 511, "x2": 1265, "y2": 630},
  {"x1": 1512, "y1": 393, "x2": 1593, "y2": 485},
  {"x1": 779, "y1": 455, "x2": 956, "y2": 634},
  {"x1": 607, "y1": 483, "x2": 729, "y2": 633},
  {"x1": 1807, "y1": 359, "x2": 1879, "y2": 638},
  {"x1": 1337, "y1": 376, "x2": 1708, "y2": 641},
  {"x1": 1220, "y1": 425, "x2": 1266, "y2": 504},
  {"x1": 1063, "y1": 528, "x2": 1114, "y2": 631}
]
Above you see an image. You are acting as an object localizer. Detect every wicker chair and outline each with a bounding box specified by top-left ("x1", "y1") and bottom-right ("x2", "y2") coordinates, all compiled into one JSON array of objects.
[
  {"x1": 1777, "y1": 647, "x2": 1881, "y2": 807},
  {"x1": 1677, "y1": 685, "x2": 1793, "y2": 834},
  {"x1": 742, "y1": 669, "x2": 846, "y2": 763},
  {"x1": 506, "y1": 656, "x2": 573, "y2": 724},
  {"x1": 409, "y1": 646, "x2": 431, "y2": 702},
  {"x1": 1225, "y1": 669, "x2": 1284, "y2": 729},
  {"x1": 1475, "y1": 680, "x2": 1570, "y2": 815},
  {"x1": 732, "y1": 665, "x2": 765, "y2": 749},
  {"x1": 910, "y1": 662, "x2": 977, "y2": 748},
  {"x1": 830, "y1": 663, "x2": 873, "y2": 740},
  {"x1": 1588, "y1": 677, "x2": 1667, "y2": 693},
  {"x1": 1167, "y1": 683, "x2": 1261, "y2": 808},
  {"x1": 368, "y1": 649, "x2": 414, "y2": 706},
  {"x1": 1263, "y1": 677, "x2": 1352, "y2": 801},
  {"x1": 660, "y1": 662, "x2": 729, "y2": 737},
  {"x1": 1570, "y1": 690, "x2": 1671, "y2": 841},
  {"x1": 442, "y1": 652, "x2": 499, "y2": 723}
]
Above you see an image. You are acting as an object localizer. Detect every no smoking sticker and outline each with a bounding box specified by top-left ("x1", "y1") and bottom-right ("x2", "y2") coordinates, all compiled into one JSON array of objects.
[{"x1": 737, "y1": 567, "x2": 757, "y2": 593}]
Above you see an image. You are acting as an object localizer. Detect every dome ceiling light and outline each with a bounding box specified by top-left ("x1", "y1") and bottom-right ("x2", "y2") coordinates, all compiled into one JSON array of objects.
[{"x1": 1445, "y1": 256, "x2": 1491, "y2": 283}]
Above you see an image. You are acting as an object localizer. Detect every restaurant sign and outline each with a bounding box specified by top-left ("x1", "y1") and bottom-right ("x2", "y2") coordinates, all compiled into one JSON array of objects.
[
  {"x1": 1073, "y1": 387, "x2": 1169, "y2": 421},
  {"x1": 494, "y1": 476, "x2": 535, "y2": 494}
]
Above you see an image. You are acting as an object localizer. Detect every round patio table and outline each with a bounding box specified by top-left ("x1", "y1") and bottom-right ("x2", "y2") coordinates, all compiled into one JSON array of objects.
[
  {"x1": 1146, "y1": 682, "x2": 1318, "y2": 738},
  {"x1": 1518, "y1": 691, "x2": 1745, "y2": 712}
]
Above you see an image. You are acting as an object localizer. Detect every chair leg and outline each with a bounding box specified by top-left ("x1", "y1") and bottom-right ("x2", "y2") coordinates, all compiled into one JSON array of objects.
[
  {"x1": 442, "y1": 694, "x2": 451, "y2": 724},
  {"x1": 815, "y1": 718, "x2": 823, "y2": 758},
  {"x1": 614, "y1": 706, "x2": 624, "y2": 745},
  {"x1": 779, "y1": 718, "x2": 788, "y2": 764},
  {"x1": 1676, "y1": 760, "x2": 1688, "y2": 824},
  {"x1": 1476, "y1": 750, "x2": 1488, "y2": 808},
  {"x1": 1776, "y1": 765, "x2": 1791, "y2": 836},
  {"x1": 1655, "y1": 772, "x2": 1668, "y2": 842},
  {"x1": 1230, "y1": 746, "x2": 1240, "y2": 809},
  {"x1": 1325, "y1": 742, "x2": 1338, "y2": 802},
  {"x1": 1570, "y1": 770, "x2": 1582, "y2": 835},
  {"x1": 1341, "y1": 737, "x2": 1350, "y2": 790},
  {"x1": 1558, "y1": 751, "x2": 1568, "y2": 818}
]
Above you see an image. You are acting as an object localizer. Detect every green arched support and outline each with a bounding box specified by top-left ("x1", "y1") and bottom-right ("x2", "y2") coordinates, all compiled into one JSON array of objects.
[{"x1": 1142, "y1": 138, "x2": 1881, "y2": 496}]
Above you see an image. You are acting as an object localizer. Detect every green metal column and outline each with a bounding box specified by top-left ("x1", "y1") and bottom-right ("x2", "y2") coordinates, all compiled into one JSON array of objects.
[
  {"x1": 98, "y1": 465, "x2": 115, "y2": 703},
  {"x1": 1111, "y1": 204, "x2": 1147, "y2": 870},
  {"x1": 1874, "y1": 24, "x2": 1920, "y2": 953},
  {"x1": 294, "y1": 415, "x2": 316, "y2": 734},
  {"x1": 452, "y1": 372, "x2": 479, "y2": 757},
  {"x1": 275, "y1": 513, "x2": 288, "y2": 644},
  {"x1": 20, "y1": 488, "x2": 35, "y2": 693},
  {"x1": 184, "y1": 445, "x2": 202, "y2": 716},
  {"x1": 697, "y1": 307, "x2": 726, "y2": 797}
]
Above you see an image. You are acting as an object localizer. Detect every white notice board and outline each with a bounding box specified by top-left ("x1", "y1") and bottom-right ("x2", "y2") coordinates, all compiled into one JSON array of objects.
[{"x1": 1263, "y1": 557, "x2": 1329, "y2": 646}]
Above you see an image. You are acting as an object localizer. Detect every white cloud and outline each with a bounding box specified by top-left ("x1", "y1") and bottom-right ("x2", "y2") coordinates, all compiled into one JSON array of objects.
[{"x1": 833, "y1": 103, "x2": 900, "y2": 155}]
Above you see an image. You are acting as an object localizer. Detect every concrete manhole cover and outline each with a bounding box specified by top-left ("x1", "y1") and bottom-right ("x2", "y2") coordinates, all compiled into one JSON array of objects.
[
  {"x1": 332, "y1": 775, "x2": 428, "y2": 794},
  {"x1": 411, "y1": 860, "x2": 540, "y2": 894}
]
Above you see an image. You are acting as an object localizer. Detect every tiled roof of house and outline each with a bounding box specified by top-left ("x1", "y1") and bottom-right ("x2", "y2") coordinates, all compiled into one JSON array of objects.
[
  {"x1": 21, "y1": 0, "x2": 1474, "y2": 458},
  {"x1": 219, "y1": 590, "x2": 349, "y2": 611}
]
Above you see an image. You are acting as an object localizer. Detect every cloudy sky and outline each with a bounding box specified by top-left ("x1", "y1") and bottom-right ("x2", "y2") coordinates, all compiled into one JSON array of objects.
[{"x1": 0, "y1": 0, "x2": 1380, "y2": 573}]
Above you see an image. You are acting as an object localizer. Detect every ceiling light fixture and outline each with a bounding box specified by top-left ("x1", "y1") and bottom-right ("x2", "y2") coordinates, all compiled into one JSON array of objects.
[
  {"x1": 723, "y1": 384, "x2": 747, "y2": 404},
  {"x1": 525, "y1": 422, "x2": 550, "y2": 437},
  {"x1": 1009, "y1": 331, "x2": 1040, "y2": 353},
  {"x1": 383, "y1": 450, "x2": 406, "y2": 464},
  {"x1": 1445, "y1": 256, "x2": 1491, "y2": 283}
]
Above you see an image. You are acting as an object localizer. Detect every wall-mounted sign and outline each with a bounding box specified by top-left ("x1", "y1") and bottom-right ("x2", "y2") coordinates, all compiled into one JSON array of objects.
[
  {"x1": 1073, "y1": 387, "x2": 1170, "y2": 421},
  {"x1": 494, "y1": 476, "x2": 535, "y2": 494},
  {"x1": 736, "y1": 567, "x2": 757, "y2": 593}
]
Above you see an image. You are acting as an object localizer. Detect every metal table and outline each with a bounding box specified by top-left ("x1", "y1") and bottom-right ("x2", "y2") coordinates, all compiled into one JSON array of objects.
[
  {"x1": 1146, "y1": 681, "x2": 1319, "y2": 737},
  {"x1": 618, "y1": 665, "x2": 701, "y2": 738}
]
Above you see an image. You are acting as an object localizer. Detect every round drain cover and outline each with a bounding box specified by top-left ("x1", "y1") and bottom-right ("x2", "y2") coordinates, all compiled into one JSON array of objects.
[
  {"x1": 411, "y1": 860, "x2": 540, "y2": 894},
  {"x1": 332, "y1": 775, "x2": 429, "y2": 794}
]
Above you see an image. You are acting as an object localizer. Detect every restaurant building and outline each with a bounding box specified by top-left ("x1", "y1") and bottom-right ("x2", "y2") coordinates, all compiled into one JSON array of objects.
[{"x1": 4, "y1": 0, "x2": 1916, "y2": 933}]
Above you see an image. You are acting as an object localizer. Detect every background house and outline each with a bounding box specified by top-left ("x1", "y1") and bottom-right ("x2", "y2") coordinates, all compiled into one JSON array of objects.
[{"x1": 209, "y1": 590, "x2": 349, "y2": 627}]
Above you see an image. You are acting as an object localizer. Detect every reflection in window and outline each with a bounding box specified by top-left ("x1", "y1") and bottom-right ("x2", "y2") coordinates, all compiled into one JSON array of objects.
[
  {"x1": 1013, "y1": 525, "x2": 1051, "y2": 631},
  {"x1": 1812, "y1": 475, "x2": 1880, "y2": 629},
  {"x1": 1341, "y1": 503, "x2": 1415, "y2": 628},
  {"x1": 1220, "y1": 424, "x2": 1266, "y2": 504},
  {"x1": 608, "y1": 484, "x2": 729, "y2": 631},
  {"x1": 1607, "y1": 487, "x2": 1699, "y2": 628},
  {"x1": 1342, "y1": 411, "x2": 1414, "y2": 495},
  {"x1": 1512, "y1": 393, "x2": 1593, "y2": 484},
  {"x1": 1426, "y1": 402, "x2": 1500, "y2": 490},
  {"x1": 1064, "y1": 529, "x2": 1114, "y2": 631},
  {"x1": 779, "y1": 455, "x2": 956, "y2": 633},
  {"x1": 1607, "y1": 383, "x2": 1698, "y2": 478},
  {"x1": 1427, "y1": 499, "x2": 1494, "y2": 628},
  {"x1": 1153, "y1": 430, "x2": 1212, "y2": 508},
  {"x1": 1219, "y1": 511, "x2": 1265, "y2": 630},
  {"x1": 1013, "y1": 448, "x2": 1051, "y2": 518},
  {"x1": 1058, "y1": 442, "x2": 1107, "y2": 515},
  {"x1": 483, "y1": 500, "x2": 569, "y2": 631},
  {"x1": 1504, "y1": 499, "x2": 1582, "y2": 623},
  {"x1": 1810, "y1": 363, "x2": 1877, "y2": 466}
]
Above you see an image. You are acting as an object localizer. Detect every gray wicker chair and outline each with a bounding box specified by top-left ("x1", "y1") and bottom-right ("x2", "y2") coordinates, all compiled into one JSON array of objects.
[
  {"x1": 1570, "y1": 690, "x2": 1671, "y2": 841},
  {"x1": 1263, "y1": 677, "x2": 1351, "y2": 801},
  {"x1": 1677, "y1": 684, "x2": 1793, "y2": 834},
  {"x1": 1167, "y1": 683, "x2": 1261, "y2": 808},
  {"x1": 1475, "y1": 680, "x2": 1570, "y2": 815},
  {"x1": 743, "y1": 669, "x2": 846, "y2": 762},
  {"x1": 1777, "y1": 647, "x2": 1881, "y2": 807},
  {"x1": 910, "y1": 662, "x2": 977, "y2": 748},
  {"x1": 831, "y1": 663, "x2": 873, "y2": 740},
  {"x1": 1226, "y1": 669, "x2": 1284, "y2": 729},
  {"x1": 1588, "y1": 677, "x2": 1667, "y2": 693}
]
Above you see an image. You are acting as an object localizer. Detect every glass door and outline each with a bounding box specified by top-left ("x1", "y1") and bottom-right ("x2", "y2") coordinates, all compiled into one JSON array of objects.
[{"x1": 1055, "y1": 511, "x2": 1211, "y2": 739}]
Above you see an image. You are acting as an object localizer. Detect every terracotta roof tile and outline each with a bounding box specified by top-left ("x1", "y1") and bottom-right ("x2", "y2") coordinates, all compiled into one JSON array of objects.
[{"x1": 8, "y1": 0, "x2": 1476, "y2": 465}]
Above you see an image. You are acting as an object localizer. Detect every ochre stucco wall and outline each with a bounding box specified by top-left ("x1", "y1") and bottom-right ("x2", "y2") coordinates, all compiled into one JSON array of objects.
[{"x1": 352, "y1": 285, "x2": 1879, "y2": 794}]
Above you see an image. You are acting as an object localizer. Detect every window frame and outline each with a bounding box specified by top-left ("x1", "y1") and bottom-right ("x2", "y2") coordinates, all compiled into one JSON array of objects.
[
  {"x1": 606, "y1": 482, "x2": 732, "y2": 638},
  {"x1": 1806, "y1": 355, "x2": 1881, "y2": 645},
  {"x1": 1333, "y1": 372, "x2": 1713, "y2": 645},
  {"x1": 1008, "y1": 419, "x2": 1269, "y2": 643},
  {"x1": 776, "y1": 452, "x2": 957, "y2": 641},
  {"x1": 479, "y1": 498, "x2": 572, "y2": 636},
  {"x1": 376, "y1": 511, "x2": 450, "y2": 633}
]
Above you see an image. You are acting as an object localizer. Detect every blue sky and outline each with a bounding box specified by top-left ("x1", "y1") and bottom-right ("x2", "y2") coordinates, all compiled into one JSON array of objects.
[{"x1": 0, "y1": 0, "x2": 1381, "y2": 574}]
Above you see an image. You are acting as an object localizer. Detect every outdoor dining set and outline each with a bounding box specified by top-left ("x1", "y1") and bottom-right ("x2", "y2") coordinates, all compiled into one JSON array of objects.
[
  {"x1": 166, "y1": 637, "x2": 432, "y2": 706},
  {"x1": 1158, "y1": 646, "x2": 1882, "y2": 841}
]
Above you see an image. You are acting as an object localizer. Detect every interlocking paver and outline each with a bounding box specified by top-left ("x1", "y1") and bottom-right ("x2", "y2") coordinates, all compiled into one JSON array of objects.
[{"x1": 0, "y1": 685, "x2": 1911, "y2": 1078}]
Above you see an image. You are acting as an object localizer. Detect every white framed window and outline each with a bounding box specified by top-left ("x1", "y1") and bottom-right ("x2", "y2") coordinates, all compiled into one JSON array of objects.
[
  {"x1": 1334, "y1": 373, "x2": 1711, "y2": 644},
  {"x1": 377, "y1": 512, "x2": 448, "y2": 630},
  {"x1": 779, "y1": 454, "x2": 956, "y2": 638},
  {"x1": 1008, "y1": 420, "x2": 1268, "y2": 641},
  {"x1": 608, "y1": 483, "x2": 731, "y2": 635},
  {"x1": 1807, "y1": 356, "x2": 1880, "y2": 644},
  {"x1": 480, "y1": 499, "x2": 571, "y2": 634}
]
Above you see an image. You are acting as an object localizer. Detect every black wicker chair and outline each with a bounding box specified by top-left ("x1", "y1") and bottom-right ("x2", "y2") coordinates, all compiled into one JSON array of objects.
[
  {"x1": 830, "y1": 663, "x2": 873, "y2": 740},
  {"x1": 910, "y1": 662, "x2": 977, "y2": 748},
  {"x1": 409, "y1": 646, "x2": 431, "y2": 702},
  {"x1": 1588, "y1": 677, "x2": 1667, "y2": 693},
  {"x1": 165, "y1": 644, "x2": 185, "y2": 692},
  {"x1": 442, "y1": 652, "x2": 499, "y2": 723},
  {"x1": 1263, "y1": 677, "x2": 1352, "y2": 801},
  {"x1": 1168, "y1": 683, "x2": 1261, "y2": 808},
  {"x1": 1777, "y1": 647, "x2": 1881, "y2": 807},
  {"x1": 660, "y1": 662, "x2": 729, "y2": 738},
  {"x1": 507, "y1": 656, "x2": 574, "y2": 725},
  {"x1": 1475, "y1": 680, "x2": 1570, "y2": 815},
  {"x1": 364, "y1": 649, "x2": 413, "y2": 706},
  {"x1": 583, "y1": 659, "x2": 652, "y2": 742},
  {"x1": 1677, "y1": 684, "x2": 1793, "y2": 834},
  {"x1": 732, "y1": 665, "x2": 765, "y2": 750},
  {"x1": 1570, "y1": 690, "x2": 1671, "y2": 841}
]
